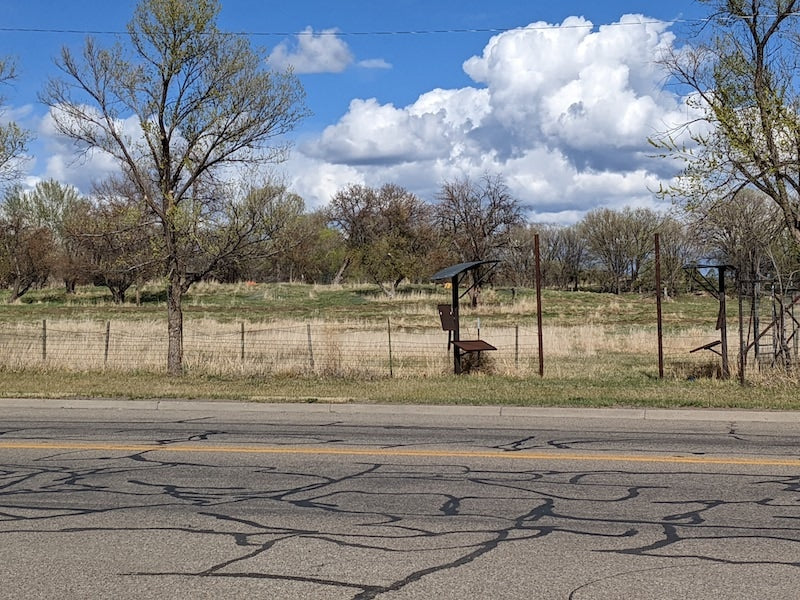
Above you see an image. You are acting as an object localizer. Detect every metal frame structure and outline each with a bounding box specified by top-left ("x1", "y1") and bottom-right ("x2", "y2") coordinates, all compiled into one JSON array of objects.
[
  {"x1": 432, "y1": 260, "x2": 499, "y2": 374},
  {"x1": 683, "y1": 263, "x2": 735, "y2": 378}
]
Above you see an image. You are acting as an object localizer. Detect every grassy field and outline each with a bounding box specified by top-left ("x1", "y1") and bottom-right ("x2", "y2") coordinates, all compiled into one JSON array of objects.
[{"x1": 0, "y1": 281, "x2": 796, "y2": 409}]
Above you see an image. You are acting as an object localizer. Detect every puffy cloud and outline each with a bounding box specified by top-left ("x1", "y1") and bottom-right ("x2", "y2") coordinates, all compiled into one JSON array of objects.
[
  {"x1": 463, "y1": 15, "x2": 683, "y2": 164},
  {"x1": 268, "y1": 27, "x2": 354, "y2": 74},
  {"x1": 293, "y1": 14, "x2": 697, "y2": 222},
  {"x1": 306, "y1": 86, "x2": 491, "y2": 166}
]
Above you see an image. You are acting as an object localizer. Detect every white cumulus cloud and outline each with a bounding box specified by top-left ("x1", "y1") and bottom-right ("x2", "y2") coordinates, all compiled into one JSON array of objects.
[
  {"x1": 293, "y1": 14, "x2": 700, "y2": 222},
  {"x1": 268, "y1": 27, "x2": 354, "y2": 74}
]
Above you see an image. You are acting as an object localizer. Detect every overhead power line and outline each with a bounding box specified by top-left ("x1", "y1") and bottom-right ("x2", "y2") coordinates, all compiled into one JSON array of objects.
[
  {"x1": 1, "y1": 13, "x2": 797, "y2": 39},
  {"x1": 0, "y1": 18, "x2": 712, "y2": 39}
]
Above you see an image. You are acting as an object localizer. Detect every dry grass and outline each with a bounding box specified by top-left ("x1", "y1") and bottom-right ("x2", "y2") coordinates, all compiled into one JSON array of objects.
[
  {"x1": 0, "y1": 282, "x2": 795, "y2": 407},
  {"x1": 0, "y1": 316, "x2": 719, "y2": 380}
]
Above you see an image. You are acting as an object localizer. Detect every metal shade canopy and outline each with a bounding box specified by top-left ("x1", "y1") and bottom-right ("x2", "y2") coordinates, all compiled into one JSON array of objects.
[{"x1": 432, "y1": 260, "x2": 499, "y2": 282}]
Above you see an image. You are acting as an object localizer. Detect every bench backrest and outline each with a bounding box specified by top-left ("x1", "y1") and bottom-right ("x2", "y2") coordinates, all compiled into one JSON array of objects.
[{"x1": 438, "y1": 304, "x2": 456, "y2": 331}]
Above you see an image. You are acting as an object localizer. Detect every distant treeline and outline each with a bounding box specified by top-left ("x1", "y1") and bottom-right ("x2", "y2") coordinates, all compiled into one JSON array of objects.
[{"x1": 1, "y1": 176, "x2": 797, "y2": 302}]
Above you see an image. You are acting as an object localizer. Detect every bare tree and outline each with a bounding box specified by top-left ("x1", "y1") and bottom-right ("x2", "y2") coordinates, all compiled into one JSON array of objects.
[
  {"x1": 505, "y1": 223, "x2": 563, "y2": 288},
  {"x1": 63, "y1": 175, "x2": 161, "y2": 303},
  {"x1": 41, "y1": 0, "x2": 308, "y2": 374},
  {"x1": 691, "y1": 188, "x2": 788, "y2": 284},
  {"x1": 435, "y1": 174, "x2": 523, "y2": 261},
  {"x1": 560, "y1": 224, "x2": 587, "y2": 292},
  {"x1": 435, "y1": 174, "x2": 523, "y2": 304},
  {"x1": 583, "y1": 207, "x2": 662, "y2": 293},
  {"x1": 657, "y1": 215, "x2": 699, "y2": 297}
]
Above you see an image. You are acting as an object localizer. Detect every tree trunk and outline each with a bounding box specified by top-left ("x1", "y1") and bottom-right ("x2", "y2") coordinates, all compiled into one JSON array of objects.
[
  {"x1": 8, "y1": 276, "x2": 32, "y2": 303},
  {"x1": 110, "y1": 285, "x2": 125, "y2": 304},
  {"x1": 332, "y1": 255, "x2": 351, "y2": 285},
  {"x1": 166, "y1": 278, "x2": 184, "y2": 376}
]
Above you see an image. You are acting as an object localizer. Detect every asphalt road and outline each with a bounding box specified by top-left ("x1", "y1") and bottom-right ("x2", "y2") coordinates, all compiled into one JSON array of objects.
[{"x1": 1, "y1": 400, "x2": 800, "y2": 599}]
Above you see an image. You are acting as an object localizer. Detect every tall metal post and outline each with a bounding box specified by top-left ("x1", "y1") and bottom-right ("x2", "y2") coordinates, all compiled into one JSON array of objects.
[
  {"x1": 655, "y1": 233, "x2": 664, "y2": 379},
  {"x1": 738, "y1": 282, "x2": 745, "y2": 386},
  {"x1": 534, "y1": 234, "x2": 544, "y2": 377},
  {"x1": 451, "y1": 274, "x2": 461, "y2": 374},
  {"x1": 718, "y1": 266, "x2": 730, "y2": 378}
]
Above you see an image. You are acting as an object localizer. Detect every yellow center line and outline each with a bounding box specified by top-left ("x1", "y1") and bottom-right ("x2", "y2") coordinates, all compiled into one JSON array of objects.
[{"x1": 0, "y1": 441, "x2": 798, "y2": 467}]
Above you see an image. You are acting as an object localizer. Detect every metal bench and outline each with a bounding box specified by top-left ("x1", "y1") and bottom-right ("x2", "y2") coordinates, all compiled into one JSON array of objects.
[{"x1": 437, "y1": 303, "x2": 496, "y2": 360}]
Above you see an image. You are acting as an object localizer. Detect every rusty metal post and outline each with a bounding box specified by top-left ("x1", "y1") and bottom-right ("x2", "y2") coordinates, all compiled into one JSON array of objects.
[
  {"x1": 738, "y1": 281, "x2": 745, "y2": 386},
  {"x1": 451, "y1": 274, "x2": 461, "y2": 374},
  {"x1": 718, "y1": 266, "x2": 730, "y2": 378},
  {"x1": 655, "y1": 233, "x2": 664, "y2": 379},
  {"x1": 534, "y1": 234, "x2": 544, "y2": 377}
]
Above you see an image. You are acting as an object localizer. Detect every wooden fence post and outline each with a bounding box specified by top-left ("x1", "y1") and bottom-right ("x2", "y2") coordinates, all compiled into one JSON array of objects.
[
  {"x1": 387, "y1": 317, "x2": 394, "y2": 378},
  {"x1": 306, "y1": 323, "x2": 315, "y2": 370},
  {"x1": 104, "y1": 321, "x2": 111, "y2": 366},
  {"x1": 42, "y1": 319, "x2": 47, "y2": 362}
]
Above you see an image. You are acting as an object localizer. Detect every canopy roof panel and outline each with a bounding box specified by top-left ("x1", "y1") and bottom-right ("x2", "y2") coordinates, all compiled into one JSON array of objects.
[{"x1": 431, "y1": 260, "x2": 499, "y2": 282}]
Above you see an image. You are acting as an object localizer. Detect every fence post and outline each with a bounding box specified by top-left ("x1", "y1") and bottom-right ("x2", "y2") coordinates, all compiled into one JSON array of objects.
[
  {"x1": 387, "y1": 317, "x2": 394, "y2": 378},
  {"x1": 306, "y1": 323, "x2": 315, "y2": 370},
  {"x1": 515, "y1": 324, "x2": 519, "y2": 369},
  {"x1": 240, "y1": 322, "x2": 245, "y2": 362},
  {"x1": 104, "y1": 321, "x2": 111, "y2": 366},
  {"x1": 42, "y1": 319, "x2": 47, "y2": 362}
]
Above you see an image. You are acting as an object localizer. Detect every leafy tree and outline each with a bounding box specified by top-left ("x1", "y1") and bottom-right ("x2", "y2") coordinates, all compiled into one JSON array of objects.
[
  {"x1": 209, "y1": 183, "x2": 306, "y2": 283},
  {"x1": 0, "y1": 58, "x2": 30, "y2": 184},
  {"x1": 269, "y1": 210, "x2": 346, "y2": 283},
  {"x1": 0, "y1": 187, "x2": 54, "y2": 302},
  {"x1": 42, "y1": 0, "x2": 308, "y2": 374},
  {"x1": 653, "y1": 0, "x2": 800, "y2": 245},
  {"x1": 26, "y1": 179, "x2": 89, "y2": 293},
  {"x1": 328, "y1": 183, "x2": 436, "y2": 296}
]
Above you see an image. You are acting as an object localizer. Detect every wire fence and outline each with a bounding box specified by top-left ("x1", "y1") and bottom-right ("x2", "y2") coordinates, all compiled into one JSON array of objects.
[{"x1": 0, "y1": 317, "x2": 725, "y2": 379}]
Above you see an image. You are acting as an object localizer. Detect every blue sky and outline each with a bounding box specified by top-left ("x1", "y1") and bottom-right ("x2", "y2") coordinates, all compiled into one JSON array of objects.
[{"x1": 0, "y1": 0, "x2": 710, "y2": 222}]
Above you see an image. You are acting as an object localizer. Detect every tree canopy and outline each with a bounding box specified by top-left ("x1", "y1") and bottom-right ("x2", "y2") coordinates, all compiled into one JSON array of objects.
[{"x1": 654, "y1": 0, "x2": 800, "y2": 245}]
